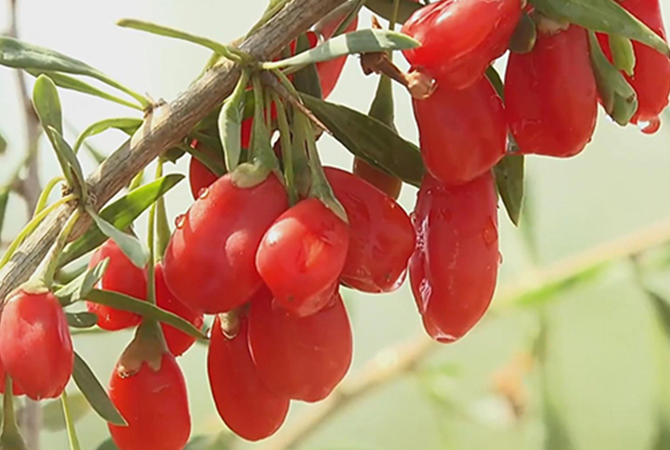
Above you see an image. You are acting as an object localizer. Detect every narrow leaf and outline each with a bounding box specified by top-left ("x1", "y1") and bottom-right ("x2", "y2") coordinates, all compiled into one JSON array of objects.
[
  {"x1": 95, "y1": 439, "x2": 120, "y2": 450},
  {"x1": 218, "y1": 72, "x2": 248, "y2": 172},
  {"x1": 46, "y1": 126, "x2": 88, "y2": 200},
  {"x1": 88, "y1": 210, "x2": 148, "y2": 268},
  {"x1": 32, "y1": 75, "x2": 63, "y2": 135},
  {"x1": 26, "y1": 70, "x2": 142, "y2": 111},
  {"x1": 609, "y1": 34, "x2": 636, "y2": 76},
  {"x1": 265, "y1": 29, "x2": 419, "y2": 69},
  {"x1": 1, "y1": 36, "x2": 100, "y2": 77},
  {"x1": 494, "y1": 155, "x2": 525, "y2": 226},
  {"x1": 364, "y1": 0, "x2": 422, "y2": 24},
  {"x1": 73, "y1": 118, "x2": 143, "y2": 154},
  {"x1": 66, "y1": 312, "x2": 98, "y2": 329},
  {"x1": 86, "y1": 289, "x2": 207, "y2": 340},
  {"x1": 55, "y1": 258, "x2": 108, "y2": 306},
  {"x1": 302, "y1": 94, "x2": 425, "y2": 186},
  {"x1": 529, "y1": 0, "x2": 670, "y2": 56},
  {"x1": 42, "y1": 393, "x2": 91, "y2": 432},
  {"x1": 72, "y1": 352, "x2": 126, "y2": 426},
  {"x1": 292, "y1": 34, "x2": 324, "y2": 100},
  {"x1": 60, "y1": 174, "x2": 183, "y2": 265},
  {"x1": 0, "y1": 188, "x2": 11, "y2": 236}
]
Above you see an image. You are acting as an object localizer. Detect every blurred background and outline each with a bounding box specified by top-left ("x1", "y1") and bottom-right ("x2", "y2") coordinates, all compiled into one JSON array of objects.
[{"x1": 1, "y1": 1, "x2": 670, "y2": 449}]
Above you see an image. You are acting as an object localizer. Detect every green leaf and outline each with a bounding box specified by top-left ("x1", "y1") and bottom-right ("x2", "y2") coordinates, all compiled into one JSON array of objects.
[
  {"x1": 364, "y1": 0, "x2": 422, "y2": 24},
  {"x1": 26, "y1": 70, "x2": 142, "y2": 111},
  {"x1": 65, "y1": 312, "x2": 98, "y2": 329},
  {"x1": 42, "y1": 393, "x2": 91, "y2": 432},
  {"x1": 86, "y1": 289, "x2": 207, "y2": 340},
  {"x1": 46, "y1": 126, "x2": 88, "y2": 200},
  {"x1": 0, "y1": 37, "x2": 149, "y2": 108},
  {"x1": 0, "y1": 130, "x2": 7, "y2": 154},
  {"x1": 302, "y1": 94, "x2": 425, "y2": 187},
  {"x1": 509, "y1": 12, "x2": 537, "y2": 54},
  {"x1": 218, "y1": 72, "x2": 249, "y2": 172},
  {"x1": 654, "y1": 416, "x2": 670, "y2": 450},
  {"x1": 32, "y1": 75, "x2": 63, "y2": 135},
  {"x1": 72, "y1": 352, "x2": 126, "y2": 426},
  {"x1": 494, "y1": 155, "x2": 525, "y2": 227},
  {"x1": 55, "y1": 258, "x2": 108, "y2": 305},
  {"x1": 292, "y1": 34, "x2": 324, "y2": 100},
  {"x1": 88, "y1": 210, "x2": 148, "y2": 268},
  {"x1": 264, "y1": 29, "x2": 420, "y2": 69},
  {"x1": 588, "y1": 31, "x2": 639, "y2": 126},
  {"x1": 60, "y1": 174, "x2": 183, "y2": 265},
  {"x1": 0, "y1": 188, "x2": 11, "y2": 236},
  {"x1": 95, "y1": 439, "x2": 120, "y2": 450},
  {"x1": 73, "y1": 118, "x2": 143, "y2": 154},
  {"x1": 609, "y1": 34, "x2": 636, "y2": 76},
  {"x1": 529, "y1": 0, "x2": 670, "y2": 57}
]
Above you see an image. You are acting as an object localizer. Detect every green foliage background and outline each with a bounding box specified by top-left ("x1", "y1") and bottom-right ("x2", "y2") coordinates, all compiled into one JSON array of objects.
[{"x1": 1, "y1": 0, "x2": 670, "y2": 449}]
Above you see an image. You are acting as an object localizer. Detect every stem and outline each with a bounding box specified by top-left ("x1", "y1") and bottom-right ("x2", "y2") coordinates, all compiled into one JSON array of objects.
[
  {"x1": 390, "y1": 0, "x2": 401, "y2": 30},
  {"x1": 61, "y1": 391, "x2": 82, "y2": 450},
  {"x1": 146, "y1": 202, "x2": 157, "y2": 305},
  {"x1": 274, "y1": 96, "x2": 298, "y2": 205},
  {"x1": 0, "y1": 194, "x2": 76, "y2": 270},
  {"x1": 36, "y1": 209, "x2": 81, "y2": 287},
  {"x1": 33, "y1": 176, "x2": 66, "y2": 215},
  {"x1": 1, "y1": 376, "x2": 27, "y2": 450},
  {"x1": 154, "y1": 161, "x2": 171, "y2": 261},
  {"x1": 250, "y1": 74, "x2": 279, "y2": 172},
  {"x1": 94, "y1": 73, "x2": 152, "y2": 110}
]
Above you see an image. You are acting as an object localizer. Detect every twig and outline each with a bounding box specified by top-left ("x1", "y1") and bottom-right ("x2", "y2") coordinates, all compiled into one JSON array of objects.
[
  {"x1": 263, "y1": 215, "x2": 670, "y2": 450},
  {"x1": 0, "y1": 0, "x2": 348, "y2": 304}
]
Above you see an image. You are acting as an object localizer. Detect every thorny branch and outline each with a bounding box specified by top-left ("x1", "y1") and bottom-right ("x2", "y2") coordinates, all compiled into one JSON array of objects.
[
  {"x1": 0, "y1": 0, "x2": 348, "y2": 304},
  {"x1": 262, "y1": 216, "x2": 670, "y2": 450}
]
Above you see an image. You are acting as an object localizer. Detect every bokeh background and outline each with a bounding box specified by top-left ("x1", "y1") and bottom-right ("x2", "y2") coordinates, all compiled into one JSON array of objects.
[{"x1": 2, "y1": 1, "x2": 670, "y2": 449}]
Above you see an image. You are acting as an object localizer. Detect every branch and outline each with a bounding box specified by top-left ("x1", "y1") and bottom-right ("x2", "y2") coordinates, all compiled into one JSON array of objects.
[
  {"x1": 0, "y1": 0, "x2": 348, "y2": 304},
  {"x1": 263, "y1": 216, "x2": 670, "y2": 450}
]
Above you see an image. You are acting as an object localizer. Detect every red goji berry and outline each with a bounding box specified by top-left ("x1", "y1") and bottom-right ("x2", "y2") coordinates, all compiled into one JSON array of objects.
[
  {"x1": 208, "y1": 313, "x2": 289, "y2": 441},
  {"x1": 324, "y1": 167, "x2": 414, "y2": 293},
  {"x1": 413, "y1": 75, "x2": 507, "y2": 186},
  {"x1": 410, "y1": 173, "x2": 499, "y2": 343},
  {"x1": 0, "y1": 288, "x2": 73, "y2": 400},
  {"x1": 108, "y1": 353, "x2": 191, "y2": 450},
  {"x1": 402, "y1": 0, "x2": 522, "y2": 89},
  {"x1": 85, "y1": 239, "x2": 147, "y2": 331},
  {"x1": 256, "y1": 197, "x2": 349, "y2": 317},
  {"x1": 505, "y1": 25, "x2": 597, "y2": 157},
  {"x1": 352, "y1": 158, "x2": 402, "y2": 200},
  {"x1": 597, "y1": 0, "x2": 670, "y2": 133},
  {"x1": 155, "y1": 263, "x2": 204, "y2": 357},
  {"x1": 248, "y1": 287, "x2": 352, "y2": 402},
  {"x1": 164, "y1": 173, "x2": 288, "y2": 314}
]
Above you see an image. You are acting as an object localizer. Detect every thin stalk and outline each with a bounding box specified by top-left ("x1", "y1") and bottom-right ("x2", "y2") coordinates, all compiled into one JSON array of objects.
[
  {"x1": 37, "y1": 209, "x2": 81, "y2": 287},
  {"x1": 154, "y1": 160, "x2": 171, "y2": 261},
  {"x1": 33, "y1": 176, "x2": 65, "y2": 215},
  {"x1": 274, "y1": 96, "x2": 298, "y2": 204},
  {"x1": 0, "y1": 194, "x2": 76, "y2": 270},
  {"x1": 0, "y1": 376, "x2": 26, "y2": 449},
  {"x1": 61, "y1": 391, "x2": 82, "y2": 450},
  {"x1": 94, "y1": 72, "x2": 152, "y2": 110},
  {"x1": 146, "y1": 201, "x2": 157, "y2": 305}
]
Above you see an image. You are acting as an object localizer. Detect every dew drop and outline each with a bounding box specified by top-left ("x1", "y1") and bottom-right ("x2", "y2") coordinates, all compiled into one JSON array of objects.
[
  {"x1": 639, "y1": 117, "x2": 661, "y2": 135},
  {"x1": 174, "y1": 214, "x2": 186, "y2": 229},
  {"x1": 198, "y1": 187, "x2": 210, "y2": 199},
  {"x1": 498, "y1": 252, "x2": 504, "y2": 266},
  {"x1": 482, "y1": 217, "x2": 499, "y2": 247}
]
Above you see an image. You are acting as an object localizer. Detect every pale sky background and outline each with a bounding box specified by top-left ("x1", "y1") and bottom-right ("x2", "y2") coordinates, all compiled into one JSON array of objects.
[{"x1": 2, "y1": 1, "x2": 670, "y2": 450}]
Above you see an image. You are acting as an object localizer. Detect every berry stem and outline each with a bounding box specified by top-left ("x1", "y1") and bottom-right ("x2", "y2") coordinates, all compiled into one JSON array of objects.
[
  {"x1": 146, "y1": 202, "x2": 157, "y2": 306},
  {"x1": 274, "y1": 96, "x2": 299, "y2": 205},
  {"x1": 36, "y1": 208, "x2": 81, "y2": 288},
  {"x1": 0, "y1": 376, "x2": 27, "y2": 450},
  {"x1": 154, "y1": 160, "x2": 171, "y2": 262},
  {"x1": 61, "y1": 391, "x2": 83, "y2": 450}
]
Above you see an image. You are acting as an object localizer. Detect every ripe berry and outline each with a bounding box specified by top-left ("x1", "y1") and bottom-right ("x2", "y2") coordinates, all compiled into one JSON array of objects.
[
  {"x1": 164, "y1": 173, "x2": 288, "y2": 314},
  {"x1": 85, "y1": 239, "x2": 147, "y2": 331},
  {"x1": 155, "y1": 263, "x2": 204, "y2": 357},
  {"x1": 410, "y1": 173, "x2": 499, "y2": 343},
  {"x1": 324, "y1": 167, "x2": 414, "y2": 293},
  {"x1": 249, "y1": 287, "x2": 352, "y2": 402},
  {"x1": 597, "y1": 0, "x2": 670, "y2": 133},
  {"x1": 412, "y1": 75, "x2": 506, "y2": 186},
  {"x1": 402, "y1": 0, "x2": 522, "y2": 89},
  {"x1": 256, "y1": 197, "x2": 349, "y2": 317},
  {"x1": 208, "y1": 313, "x2": 289, "y2": 441},
  {"x1": 352, "y1": 158, "x2": 402, "y2": 200},
  {"x1": 108, "y1": 353, "x2": 191, "y2": 450},
  {"x1": 505, "y1": 25, "x2": 597, "y2": 157},
  {"x1": 0, "y1": 288, "x2": 73, "y2": 400}
]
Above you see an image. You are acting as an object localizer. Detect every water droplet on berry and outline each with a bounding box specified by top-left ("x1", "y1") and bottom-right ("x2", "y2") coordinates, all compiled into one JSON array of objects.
[
  {"x1": 417, "y1": 278, "x2": 432, "y2": 313},
  {"x1": 639, "y1": 117, "x2": 661, "y2": 134},
  {"x1": 482, "y1": 217, "x2": 498, "y2": 247},
  {"x1": 175, "y1": 214, "x2": 186, "y2": 229},
  {"x1": 498, "y1": 252, "x2": 504, "y2": 266},
  {"x1": 198, "y1": 187, "x2": 210, "y2": 198}
]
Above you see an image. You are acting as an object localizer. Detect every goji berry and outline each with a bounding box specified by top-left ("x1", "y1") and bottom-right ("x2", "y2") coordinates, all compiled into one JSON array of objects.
[
  {"x1": 410, "y1": 173, "x2": 499, "y2": 343},
  {"x1": 324, "y1": 167, "x2": 414, "y2": 293},
  {"x1": 0, "y1": 288, "x2": 73, "y2": 400},
  {"x1": 412, "y1": 75, "x2": 506, "y2": 186},
  {"x1": 256, "y1": 197, "x2": 349, "y2": 316},
  {"x1": 155, "y1": 263, "x2": 204, "y2": 357},
  {"x1": 164, "y1": 173, "x2": 288, "y2": 314},
  {"x1": 248, "y1": 287, "x2": 352, "y2": 402},
  {"x1": 108, "y1": 353, "x2": 191, "y2": 450},
  {"x1": 208, "y1": 313, "x2": 289, "y2": 441},
  {"x1": 597, "y1": 0, "x2": 670, "y2": 133},
  {"x1": 505, "y1": 25, "x2": 597, "y2": 157},
  {"x1": 85, "y1": 239, "x2": 147, "y2": 331},
  {"x1": 402, "y1": 0, "x2": 522, "y2": 89},
  {"x1": 352, "y1": 158, "x2": 402, "y2": 200}
]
